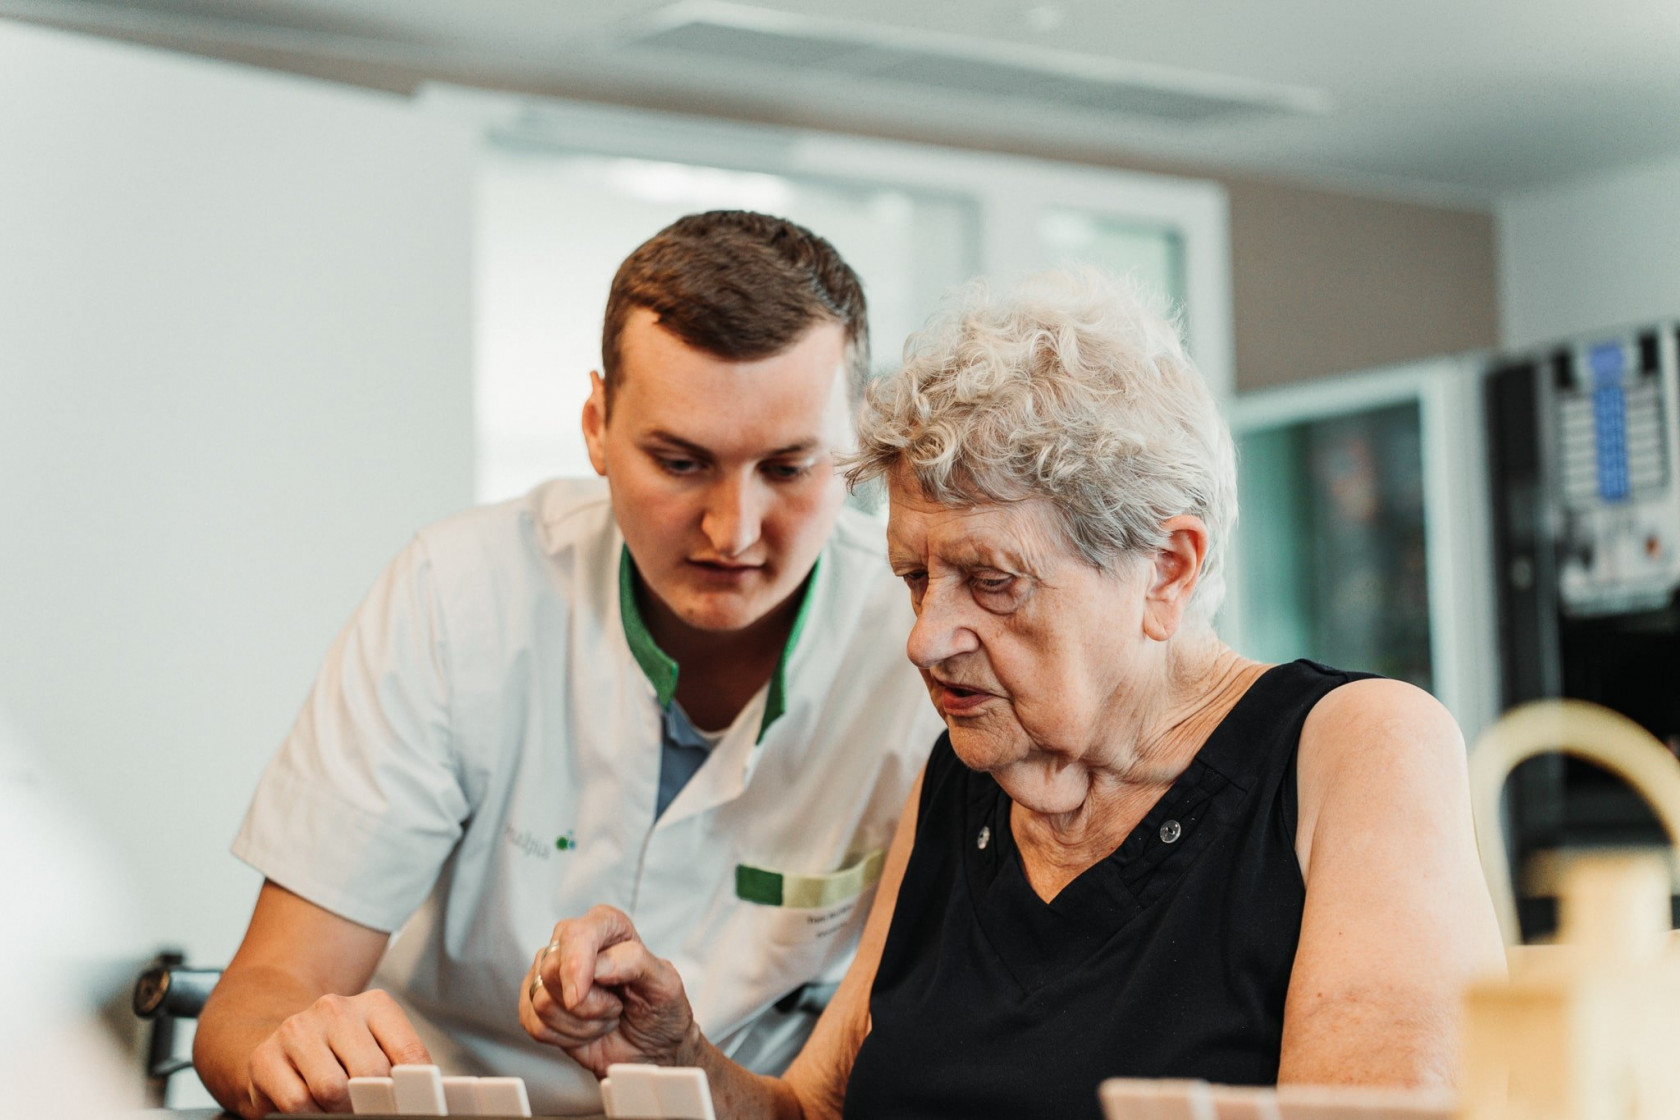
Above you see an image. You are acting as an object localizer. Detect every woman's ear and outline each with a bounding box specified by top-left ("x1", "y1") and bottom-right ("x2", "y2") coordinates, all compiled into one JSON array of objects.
[
  {"x1": 582, "y1": 371, "x2": 609, "y2": 477},
  {"x1": 1141, "y1": 515, "x2": 1209, "y2": 641}
]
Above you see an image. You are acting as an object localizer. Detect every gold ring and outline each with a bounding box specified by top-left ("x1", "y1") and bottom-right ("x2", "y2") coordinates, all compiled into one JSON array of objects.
[{"x1": 528, "y1": 973, "x2": 544, "y2": 1002}]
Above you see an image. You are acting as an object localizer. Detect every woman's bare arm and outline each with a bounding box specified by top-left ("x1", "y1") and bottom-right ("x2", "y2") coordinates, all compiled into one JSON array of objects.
[
  {"x1": 1279, "y1": 679, "x2": 1505, "y2": 1087},
  {"x1": 777, "y1": 768, "x2": 923, "y2": 1118}
]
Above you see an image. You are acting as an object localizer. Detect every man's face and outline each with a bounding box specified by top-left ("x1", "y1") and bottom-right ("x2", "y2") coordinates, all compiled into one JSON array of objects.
[{"x1": 584, "y1": 307, "x2": 852, "y2": 634}]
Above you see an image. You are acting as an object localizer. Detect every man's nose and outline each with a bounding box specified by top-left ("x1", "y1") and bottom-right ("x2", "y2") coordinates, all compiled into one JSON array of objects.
[
  {"x1": 905, "y1": 580, "x2": 979, "y2": 669},
  {"x1": 701, "y1": 473, "x2": 763, "y2": 558}
]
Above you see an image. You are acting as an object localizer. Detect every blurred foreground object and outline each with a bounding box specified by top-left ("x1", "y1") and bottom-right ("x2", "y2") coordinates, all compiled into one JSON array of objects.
[
  {"x1": 1462, "y1": 854, "x2": 1680, "y2": 1120},
  {"x1": 1462, "y1": 700, "x2": 1680, "y2": 1120},
  {"x1": 0, "y1": 715, "x2": 142, "y2": 1117},
  {"x1": 1099, "y1": 1078, "x2": 1454, "y2": 1118}
]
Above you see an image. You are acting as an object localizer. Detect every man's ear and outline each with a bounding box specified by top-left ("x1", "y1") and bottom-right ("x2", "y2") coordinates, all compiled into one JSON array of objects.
[
  {"x1": 582, "y1": 372, "x2": 609, "y2": 477},
  {"x1": 1141, "y1": 515, "x2": 1209, "y2": 642}
]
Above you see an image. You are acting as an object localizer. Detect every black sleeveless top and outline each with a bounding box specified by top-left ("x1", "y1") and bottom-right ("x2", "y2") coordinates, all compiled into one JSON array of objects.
[{"x1": 843, "y1": 660, "x2": 1371, "y2": 1120}]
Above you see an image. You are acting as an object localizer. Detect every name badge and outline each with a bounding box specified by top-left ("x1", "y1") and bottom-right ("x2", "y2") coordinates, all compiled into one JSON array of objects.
[{"x1": 735, "y1": 848, "x2": 885, "y2": 908}]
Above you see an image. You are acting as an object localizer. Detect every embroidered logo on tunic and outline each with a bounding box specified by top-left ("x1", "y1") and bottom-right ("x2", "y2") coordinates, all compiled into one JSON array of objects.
[
  {"x1": 504, "y1": 825, "x2": 549, "y2": 860},
  {"x1": 555, "y1": 831, "x2": 577, "y2": 852}
]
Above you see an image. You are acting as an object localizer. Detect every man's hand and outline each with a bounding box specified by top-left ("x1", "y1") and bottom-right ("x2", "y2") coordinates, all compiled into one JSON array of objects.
[
  {"x1": 193, "y1": 882, "x2": 420, "y2": 1118},
  {"x1": 244, "y1": 989, "x2": 431, "y2": 1115},
  {"x1": 519, "y1": 905, "x2": 699, "y2": 1077}
]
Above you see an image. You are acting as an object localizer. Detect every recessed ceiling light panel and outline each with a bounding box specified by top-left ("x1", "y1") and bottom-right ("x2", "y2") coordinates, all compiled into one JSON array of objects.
[{"x1": 615, "y1": 1, "x2": 1332, "y2": 125}]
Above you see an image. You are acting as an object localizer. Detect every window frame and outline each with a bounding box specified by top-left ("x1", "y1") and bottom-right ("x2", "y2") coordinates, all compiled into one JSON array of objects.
[
  {"x1": 418, "y1": 83, "x2": 1234, "y2": 399},
  {"x1": 1224, "y1": 355, "x2": 1500, "y2": 741}
]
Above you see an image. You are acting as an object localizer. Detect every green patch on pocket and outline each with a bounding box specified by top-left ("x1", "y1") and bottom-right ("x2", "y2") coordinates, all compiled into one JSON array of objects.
[{"x1": 735, "y1": 848, "x2": 885, "y2": 908}]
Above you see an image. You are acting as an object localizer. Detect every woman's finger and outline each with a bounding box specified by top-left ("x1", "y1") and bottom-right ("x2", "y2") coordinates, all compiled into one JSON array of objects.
[
  {"x1": 595, "y1": 938, "x2": 681, "y2": 1002},
  {"x1": 550, "y1": 906, "x2": 641, "y2": 1008}
]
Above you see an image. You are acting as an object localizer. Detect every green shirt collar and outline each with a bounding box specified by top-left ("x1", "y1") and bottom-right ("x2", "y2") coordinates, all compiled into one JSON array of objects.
[{"x1": 618, "y1": 546, "x2": 818, "y2": 743}]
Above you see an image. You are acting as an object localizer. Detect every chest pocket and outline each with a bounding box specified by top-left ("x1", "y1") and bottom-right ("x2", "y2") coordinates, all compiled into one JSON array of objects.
[{"x1": 726, "y1": 850, "x2": 883, "y2": 997}]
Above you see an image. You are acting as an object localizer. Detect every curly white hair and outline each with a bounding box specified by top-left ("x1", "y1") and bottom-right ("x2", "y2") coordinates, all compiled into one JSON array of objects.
[{"x1": 845, "y1": 268, "x2": 1238, "y2": 624}]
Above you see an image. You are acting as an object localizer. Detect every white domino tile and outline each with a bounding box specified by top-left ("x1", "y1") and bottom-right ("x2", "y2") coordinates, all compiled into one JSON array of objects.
[
  {"x1": 391, "y1": 1064, "x2": 449, "y2": 1115},
  {"x1": 476, "y1": 1077, "x2": 533, "y2": 1117},
  {"x1": 349, "y1": 1068, "x2": 533, "y2": 1117},
  {"x1": 1207, "y1": 1085, "x2": 1282, "y2": 1120},
  {"x1": 1100, "y1": 1078, "x2": 1217, "y2": 1120},
  {"x1": 349, "y1": 1076, "x2": 399, "y2": 1115},
  {"x1": 1275, "y1": 1084, "x2": 1455, "y2": 1120},
  {"x1": 602, "y1": 1063, "x2": 664, "y2": 1118},
  {"x1": 442, "y1": 1075, "x2": 480, "y2": 1116},
  {"x1": 650, "y1": 1067, "x2": 716, "y2": 1120}
]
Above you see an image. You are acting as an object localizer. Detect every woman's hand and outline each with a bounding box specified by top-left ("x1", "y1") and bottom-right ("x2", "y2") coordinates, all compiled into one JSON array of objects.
[{"x1": 518, "y1": 905, "x2": 701, "y2": 1077}]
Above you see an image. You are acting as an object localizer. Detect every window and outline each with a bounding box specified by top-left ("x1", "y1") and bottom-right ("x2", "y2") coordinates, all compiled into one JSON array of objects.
[
  {"x1": 474, "y1": 148, "x2": 976, "y2": 499},
  {"x1": 423, "y1": 87, "x2": 1232, "y2": 503}
]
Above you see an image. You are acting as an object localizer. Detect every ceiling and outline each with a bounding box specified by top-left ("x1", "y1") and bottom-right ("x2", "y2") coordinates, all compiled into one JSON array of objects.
[{"x1": 5, "y1": 0, "x2": 1678, "y2": 205}]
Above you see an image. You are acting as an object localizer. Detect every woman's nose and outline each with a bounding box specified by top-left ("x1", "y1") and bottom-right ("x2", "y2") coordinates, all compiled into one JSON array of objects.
[
  {"x1": 701, "y1": 475, "x2": 763, "y2": 558},
  {"x1": 905, "y1": 582, "x2": 979, "y2": 668}
]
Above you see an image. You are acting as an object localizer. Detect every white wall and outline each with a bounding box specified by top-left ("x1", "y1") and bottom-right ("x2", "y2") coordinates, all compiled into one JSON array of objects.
[
  {"x1": 1499, "y1": 152, "x2": 1680, "y2": 347},
  {"x1": 0, "y1": 22, "x2": 475, "y2": 969}
]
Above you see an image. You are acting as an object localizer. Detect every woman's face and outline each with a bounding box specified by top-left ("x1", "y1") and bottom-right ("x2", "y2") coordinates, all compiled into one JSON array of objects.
[{"x1": 885, "y1": 473, "x2": 1156, "y2": 812}]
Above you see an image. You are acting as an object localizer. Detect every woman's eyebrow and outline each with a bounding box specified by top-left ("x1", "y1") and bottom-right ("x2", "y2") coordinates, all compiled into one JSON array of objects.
[{"x1": 938, "y1": 542, "x2": 1023, "y2": 572}]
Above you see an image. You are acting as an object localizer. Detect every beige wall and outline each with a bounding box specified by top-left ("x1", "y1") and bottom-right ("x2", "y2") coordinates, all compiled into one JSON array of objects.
[
  {"x1": 1221, "y1": 175, "x2": 1498, "y2": 390},
  {"x1": 48, "y1": 27, "x2": 1503, "y2": 394}
]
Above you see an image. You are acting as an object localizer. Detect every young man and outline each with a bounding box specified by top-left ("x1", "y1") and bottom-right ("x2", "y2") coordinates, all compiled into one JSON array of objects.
[{"x1": 194, "y1": 212, "x2": 942, "y2": 1117}]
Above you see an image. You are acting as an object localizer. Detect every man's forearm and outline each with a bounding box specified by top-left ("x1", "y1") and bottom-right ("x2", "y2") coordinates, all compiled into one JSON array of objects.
[{"x1": 192, "y1": 964, "x2": 322, "y2": 1115}]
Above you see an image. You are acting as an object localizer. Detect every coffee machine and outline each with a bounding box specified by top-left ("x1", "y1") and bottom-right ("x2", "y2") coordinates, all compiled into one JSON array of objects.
[{"x1": 1486, "y1": 323, "x2": 1680, "y2": 936}]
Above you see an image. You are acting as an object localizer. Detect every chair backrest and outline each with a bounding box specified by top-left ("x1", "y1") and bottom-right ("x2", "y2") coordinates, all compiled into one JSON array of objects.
[{"x1": 1467, "y1": 699, "x2": 1680, "y2": 945}]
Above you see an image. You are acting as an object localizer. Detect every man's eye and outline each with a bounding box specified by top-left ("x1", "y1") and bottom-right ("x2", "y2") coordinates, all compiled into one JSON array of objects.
[
  {"x1": 764, "y1": 461, "x2": 813, "y2": 481},
  {"x1": 899, "y1": 571, "x2": 928, "y2": 590},
  {"x1": 973, "y1": 574, "x2": 1015, "y2": 594},
  {"x1": 657, "y1": 457, "x2": 701, "y2": 475}
]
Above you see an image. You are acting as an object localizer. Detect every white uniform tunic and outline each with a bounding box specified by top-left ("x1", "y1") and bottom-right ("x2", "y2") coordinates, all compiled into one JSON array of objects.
[{"x1": 232, "y1": 478, "x2": 942, "y2": 1115}]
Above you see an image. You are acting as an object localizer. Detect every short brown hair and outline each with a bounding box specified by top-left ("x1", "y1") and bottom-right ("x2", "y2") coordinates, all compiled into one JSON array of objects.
[{"x1": 601, "y1": 211, "x2": 869, "y2": 409}]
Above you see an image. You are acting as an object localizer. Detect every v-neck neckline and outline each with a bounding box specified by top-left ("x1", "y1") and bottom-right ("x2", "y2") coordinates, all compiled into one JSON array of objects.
[{"x1": 958, "y1": 662, "x2": 1292, "y2": 995}]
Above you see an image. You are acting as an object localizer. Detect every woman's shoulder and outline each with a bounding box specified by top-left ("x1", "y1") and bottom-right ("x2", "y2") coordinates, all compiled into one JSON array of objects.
[
  {"x1": 1300, "y1": 674, "x2": 1464, "y2": 757},
  {"x1": 1238, "y1": 660, "x2": 1449, "y2": 749},
  {"x1": 1293, "y1": 673, "x2": 1470, "y2": 869}
]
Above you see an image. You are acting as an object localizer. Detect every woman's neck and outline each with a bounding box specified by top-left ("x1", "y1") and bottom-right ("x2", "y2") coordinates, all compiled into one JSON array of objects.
[
  {"x1": 1010, "y1": 638, "x2": 1268, "y2": 900},
  {"x1": 1123, "y1": 640, "x2": 1264, "y2": 781}
]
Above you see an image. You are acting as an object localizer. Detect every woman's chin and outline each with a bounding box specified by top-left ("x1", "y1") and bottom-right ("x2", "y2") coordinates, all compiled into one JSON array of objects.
[
  {"x1": 975, "y1": 754, "x2": 1092, "y2": 817},
  {"x1": 947, "y1": 725, "x2": 1020, "y2": 774}
]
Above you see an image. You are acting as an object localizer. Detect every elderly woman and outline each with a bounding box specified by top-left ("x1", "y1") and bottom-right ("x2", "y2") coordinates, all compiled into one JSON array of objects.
[{"x1": 519, "y1": 271, "x2": 1504, "y2": 1118}]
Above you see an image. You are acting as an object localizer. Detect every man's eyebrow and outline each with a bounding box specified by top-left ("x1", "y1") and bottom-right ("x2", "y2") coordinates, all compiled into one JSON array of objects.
[
  {"x1": 644, "y1": 430, "x2": 821, "y2": 458},
  {"x1": 642, "y1": 430, "x2": 714, "y2": 459},
  {"x1": 763, "y1": 438, "x2": 821, "y2": 457}
]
